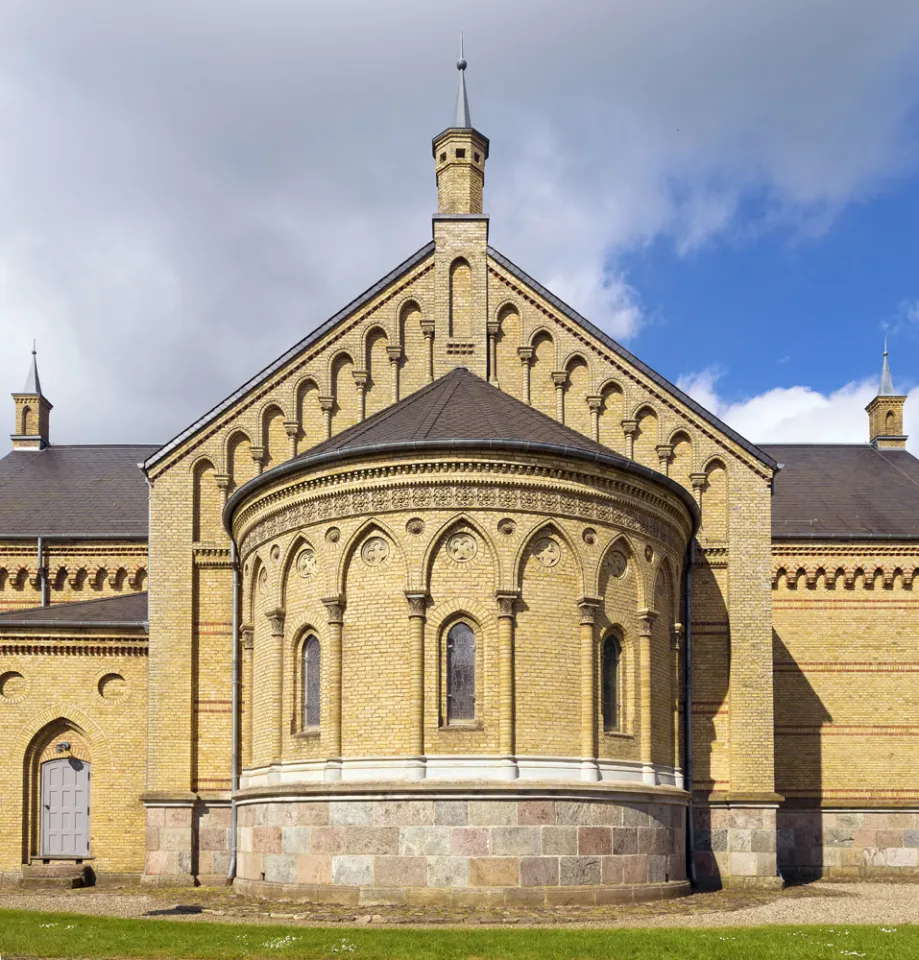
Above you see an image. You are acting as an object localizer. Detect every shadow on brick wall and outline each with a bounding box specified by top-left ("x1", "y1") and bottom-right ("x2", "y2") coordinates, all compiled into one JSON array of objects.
[{"x1": 773, "y1": 629, "x2": 831, "y2": 883}]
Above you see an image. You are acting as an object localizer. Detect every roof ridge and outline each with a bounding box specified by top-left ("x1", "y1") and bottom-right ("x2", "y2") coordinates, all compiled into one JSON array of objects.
[{"x1": 417, "y1": 372, "x2": 463, "y2": 438}]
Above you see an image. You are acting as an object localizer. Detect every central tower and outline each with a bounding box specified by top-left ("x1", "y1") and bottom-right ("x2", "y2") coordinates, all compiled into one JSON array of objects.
[{"x1": 431, "y1": 48, "x2": 491, "y2": 379}]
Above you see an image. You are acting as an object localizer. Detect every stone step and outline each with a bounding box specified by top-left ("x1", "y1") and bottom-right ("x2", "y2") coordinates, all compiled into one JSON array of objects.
[{"x1": 21, "y1": 862, "x2": 90, "y2": 888}]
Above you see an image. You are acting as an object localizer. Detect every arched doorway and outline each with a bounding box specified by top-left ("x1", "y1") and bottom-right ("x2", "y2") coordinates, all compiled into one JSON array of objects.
[
  {"x1": 40, "y1": 757, "x2": 91, "y2": 857},
  {"x1": 23, "y1": 719, "x2": 93, "y2": 863}
]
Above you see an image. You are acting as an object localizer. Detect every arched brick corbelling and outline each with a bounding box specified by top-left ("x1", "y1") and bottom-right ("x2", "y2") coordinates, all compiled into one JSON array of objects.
[
  {"x1": 290, "y1": 375, "x2": 323, "y2": 414},
  {"x1": 421, "y1": 513, "x2": 502, "y2": 594},
  {"x1": 188, "y1": 452, "x2": 217, "y2": 477},
  {"x1": 397, "y1": 296, "x2": 426, "y2": 346},
  {"x1": 280, "y1": 532, "x2": 320, "y2": 608},
  {"x1": 598, "y1": 377, "x2": 625, "y2": 399},
  {"x1": 668, "y1": 427, "x2": 694, "y2": 448},
  {"x1": 288, "y1": 621, "x2": 324, "y2": 658},
  {"x1": 527, "y1": 326, "x2": 556, "y2": 354},
  {"x1": 493, "y1": 298, "x2": 520, "y2": 327},
  {"x1": 338, "y1": 517, "x2": 406, "y2": 597},
  {"x1": 327, "y1": 350, "x2": 355, "y2": 392},
  {"x1": 225, "y1": 429, "x2": 253, "y2": 471},
  {"x1": 258, "y1": 401, "x2": 288, "y2": 448},
  {"x1": 702, "y1": 455, "x2": 728, "y2": 476},
  {"x1": 562, "y1": 350, "x2": 591, "y2": 377},
  {"x1": 631, "y1": 402, "x2": 659, "y2": 424},
  {"x1": 514, "y1": 518, "x2": 585, "y2": 597},
  {"x1": 360, "y1": 324, "x2": 391, "y2": 367}
]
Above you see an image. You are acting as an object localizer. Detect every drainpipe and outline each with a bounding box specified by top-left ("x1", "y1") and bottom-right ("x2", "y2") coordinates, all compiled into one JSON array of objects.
[
  {"x1": 227, "y1": 537, "x2": 240, "y2": 882},
  {"x1": 37, "y1": 535, "x2": 47, "y2": 607},
  {"x1": 682, "y1": 538, "x2": 696, "y2": 884}
]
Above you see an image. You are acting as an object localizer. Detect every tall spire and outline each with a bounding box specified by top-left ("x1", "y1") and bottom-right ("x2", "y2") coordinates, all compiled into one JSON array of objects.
[
  {"x1": 878, "y1": 336, "x2": 896, "y2": 396},
  {"x1": 23, "y1": 340, "x2": 43, "y2": 396},
  {"x1": 452, "y1": 35, "x2": 471, "y2": 129}
]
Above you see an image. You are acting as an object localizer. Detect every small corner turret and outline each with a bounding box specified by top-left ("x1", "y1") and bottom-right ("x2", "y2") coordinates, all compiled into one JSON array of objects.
[
  {"x1": 867, "y1": 339, "x2": 907, "y2": 449},
  {"x1": 11, "y1": 342, "x2": 52, "y2": 450},
  {"x1": 432, "y1": 41, "x2": 489, "y2": 215}
]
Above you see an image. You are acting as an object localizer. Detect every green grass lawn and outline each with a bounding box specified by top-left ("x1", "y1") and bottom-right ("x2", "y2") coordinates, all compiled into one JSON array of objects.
[{"x1": 0, "y1": 909, "x2": 912, "y2": 959}]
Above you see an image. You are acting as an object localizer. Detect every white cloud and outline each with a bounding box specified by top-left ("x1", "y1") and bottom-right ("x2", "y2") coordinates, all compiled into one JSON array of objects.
[
  {"x1": 678, "y1": 368, "x2": 919, "y2": 454},
  {"x1": 0, "y1": 1, "x2": 918, "y2": 441}
]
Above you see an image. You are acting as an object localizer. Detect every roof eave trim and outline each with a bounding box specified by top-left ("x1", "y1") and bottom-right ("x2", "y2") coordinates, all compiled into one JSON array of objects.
[
  {"x1": 143, "y1": 241, "x2": 436, "y2": 473},
  {"x1": 772, "y1": 532, "x2": 919, "y2": 542},
  {"x1": 224, "y1": 437, "x2": 700, "y2": 536},
  {"x1": 0, "y1": 620, "x2": 149, "y2": 630},
  {"x1": 486, "y1": 246, "x2": 778, "y2": 472}
]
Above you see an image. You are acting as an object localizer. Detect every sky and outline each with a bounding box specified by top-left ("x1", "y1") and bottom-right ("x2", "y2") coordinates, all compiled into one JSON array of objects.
[{"x1": 1, "y1": 0, "x2": 919, "y2": 451}]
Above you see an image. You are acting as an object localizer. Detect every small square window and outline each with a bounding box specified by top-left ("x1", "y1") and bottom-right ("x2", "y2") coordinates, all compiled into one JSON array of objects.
[
  {"x1": 474, "y1": 153, "x2": 480, "y2": 163},
  {"x1": 455, "y1": 148, "x2": 466, "y2": 159},
  {"x1": 439, "y1": 152, "x2": 446, "y2": 162}
]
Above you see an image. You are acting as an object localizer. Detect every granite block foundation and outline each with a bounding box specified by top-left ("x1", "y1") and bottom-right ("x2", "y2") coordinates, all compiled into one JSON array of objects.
[{"x1": 233, "y1": 793, "x2": 689, "y2": 905}]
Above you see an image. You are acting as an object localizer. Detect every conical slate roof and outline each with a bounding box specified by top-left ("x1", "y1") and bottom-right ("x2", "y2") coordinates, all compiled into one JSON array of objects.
[{"x1": 299, "y1": 367, "x2": 628, "y2": 464}]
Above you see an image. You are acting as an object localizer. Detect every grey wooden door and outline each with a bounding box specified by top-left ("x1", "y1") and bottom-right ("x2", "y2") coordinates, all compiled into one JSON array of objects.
[{"x1": 41, "y1": 758, "x2": 90, "y2": 857}]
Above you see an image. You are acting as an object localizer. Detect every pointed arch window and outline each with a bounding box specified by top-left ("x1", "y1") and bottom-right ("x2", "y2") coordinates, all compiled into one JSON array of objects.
[
  {"x1": 446, "y1": 622, "x2": 476, "y2": 723},
  {"x1": 602, "y1": 634, "x2": 621, "y2": 731},
  {"x1": 301, "y1": 635, "x2": 320, "y2": 729}
]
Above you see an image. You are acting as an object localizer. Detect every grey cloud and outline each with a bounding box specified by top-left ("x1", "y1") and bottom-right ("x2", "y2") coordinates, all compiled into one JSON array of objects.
[{"x1": 0, "y1": 0, "x2": 918, "y2": 442}]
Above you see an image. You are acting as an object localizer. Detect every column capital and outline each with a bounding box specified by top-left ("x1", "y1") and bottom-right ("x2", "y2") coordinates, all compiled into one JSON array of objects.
[
  {"x1": 322, "y1": 595, "x2": 345, "y2": 624},
  {"x1": 318, "y1": 396, "x2": 335, "y2": 412},
  {"x1": 690, "y1": 471, "x2": 708, "y2": 490},
  {"x1": 240, "y1": 624, "x2": 254, "y2": 650},
  {"x1": 655, "y1": 443, "x2": 673, "y2": 461},
  {"x1": 551, "y1": 370, "x2": 568, "y2": 388},
  {"x1": 214, "y1": 473, "x2": 231, "y2": 491},
  {"x1": 517, "y1": 345, "x2": 534, "y2": 364},
  {"x1": 265, "y1": 607, "x2": 285, "y2": 636},
  {"x1": 420, "y1": 319, "x2": 435, "y2": 339},
  {"x1": 405, "y1": 591, "x2": 430, "y2": 620},
  {"x1": 283, "y1": 420, "x2": 299, "y2": 438},
  {"x1": 387, "y1": 345, "x2": 403, "y2": 364},
  {"x1": 577, "y1": 596, "x2": 602, "y2": 625},
  {"x1": 586, "y1": 395, "x2": 603, "y2": 413},
  {"x1": 352, "y1": 370, "x2": 368, "y2": 390},
  {"x1": 621, "y1": 418, "x2": 638, "y2": 436},
  {"x1": 495, "y1": 590, "x2": 520, "y2": 619},
  {"x1": 250, "y1": 445, "x2": 265, "y2": 464},
  {"x1": 487, "y1": 319, "x2": 500, "y2": 337},
  {"x1": 636, "y1": 608, "x2": 658, "y2": 635}
]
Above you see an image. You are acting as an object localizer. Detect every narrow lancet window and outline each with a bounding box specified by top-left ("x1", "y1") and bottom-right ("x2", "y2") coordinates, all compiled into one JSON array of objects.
[
  {"x1": 302, "y1": 635, "x2": 320, "y2": 729},
  {"x1": 602, "y1": 634, "x2": 620, "y2": 731},
  {"x1": 447, "y1": 622, "x2": 475, "y2": 723}
]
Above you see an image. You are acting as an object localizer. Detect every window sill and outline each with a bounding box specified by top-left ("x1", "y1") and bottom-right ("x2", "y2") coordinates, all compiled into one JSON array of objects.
[
  {"x1": 602, "y1": 729, "x2": 634, "y2": 740},
  {"x1": 439, "y1": 722, "x2": 484, "y2": 733},
  {"x1": 294, "y1": 729, "x2": 320, "y2": 740}
]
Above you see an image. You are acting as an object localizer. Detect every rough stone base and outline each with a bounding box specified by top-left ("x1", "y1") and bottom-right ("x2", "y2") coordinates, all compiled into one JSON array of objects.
[
  {"x1": 692, "y1": 802, "x2": 781, "y2": 889},
  {"x1": 235, "y1": 792, "x2": 687, "y2": 902},
  {"x1": 779, "y1": 808, "x2": 919, "y2": 881},
  {"x1": 142, "y1": 801, "x2": 231, "y2": 885},
  {"x1": 234, "y1": 877, "x2": 690, "y2": 906}
]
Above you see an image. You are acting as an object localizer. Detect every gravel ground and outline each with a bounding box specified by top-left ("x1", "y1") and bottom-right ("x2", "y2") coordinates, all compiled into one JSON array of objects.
[{"x1": 0, "y1": 881, "x2": 917, "y2": 929}]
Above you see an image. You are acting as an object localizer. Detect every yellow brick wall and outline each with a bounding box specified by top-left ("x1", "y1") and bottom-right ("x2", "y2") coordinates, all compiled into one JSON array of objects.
[
  {"x1": 773, "y1": 545, "x2": 919, "y2": 806},
  {"x1": 0, "y1": 630, "x2": 147, "y2": 875}
]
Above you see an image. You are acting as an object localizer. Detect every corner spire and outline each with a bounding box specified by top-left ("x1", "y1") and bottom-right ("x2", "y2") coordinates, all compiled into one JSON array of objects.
[
  {"x1": 23, "y1": 340, "x2": 43, "y2": 396},
  {"x1": 452, "y1": 35, "x2": 471, "y2": 129},
  {"x1": 879, "y1": 336, "x2": 896, "y2": 396}
]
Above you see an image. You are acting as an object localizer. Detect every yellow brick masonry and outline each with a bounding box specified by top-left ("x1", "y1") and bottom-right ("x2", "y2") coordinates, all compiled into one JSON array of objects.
[{"x1": 0, "y1": 625, "x2": 148, "y2": 880}]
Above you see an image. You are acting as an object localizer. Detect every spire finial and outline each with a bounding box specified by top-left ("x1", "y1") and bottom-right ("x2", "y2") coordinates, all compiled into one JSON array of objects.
[
  {"x1": 879, "y1": 337, "x2": 896, "y2": 396},
  {"x1": 452, "y1": 35, "x2": 471, "y2": 128},
  {"x1": 23, "y1": 340, "x2": 42, "y2": 396}
]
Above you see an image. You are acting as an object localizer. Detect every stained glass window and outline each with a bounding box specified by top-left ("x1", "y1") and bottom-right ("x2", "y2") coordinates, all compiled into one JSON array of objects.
[
  {"x1": 602, "y1": 634, "x2": 620, "y2": 731},
  {"x1": 447, "y1": 622, "x2": 475, "y2": 723},
  {"x1": 302, "y1": 635, "x2": 320, "y2": 729}
]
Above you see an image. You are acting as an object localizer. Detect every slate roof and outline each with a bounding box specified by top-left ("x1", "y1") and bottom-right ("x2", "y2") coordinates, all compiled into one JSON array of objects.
[
  {"x1": 300, "y1": 366, "x2": 629, "y2": 462},
  {"x1": 145, "y1": 242, "x2": 777, "y2": 473},
  {"x1": 763, "y1": 444, "x2": 919, "y2": 539},
  {"x1": 0, "y1": 591, "x2": 148, "y2": 628},
  {"x1": 226, "y1": 367, "x2": 700, "y2": 524},
  {"x1": 0, "y1": 445, "x2": 157, "y2": 538}
]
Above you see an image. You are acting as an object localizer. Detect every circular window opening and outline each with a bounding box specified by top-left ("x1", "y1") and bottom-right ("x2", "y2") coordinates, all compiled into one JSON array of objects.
[
  {"x1": 0, "y1": 671, "x2": 25, "y2": 699},
  {"x1": 98, "y1": 673, "x2": 127, "y2": 700}
]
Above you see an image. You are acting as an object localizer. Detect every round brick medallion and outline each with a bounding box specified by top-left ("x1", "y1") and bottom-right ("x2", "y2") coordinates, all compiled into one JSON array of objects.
[
  {"x1": 361, "y1": 537, "x2": 389, "y2": 566},
  {"x1": 532, "y1": 537, "x2": 561, "y2": 567},
  {"x1": 447, "y1": 532, "x2": 477, "y2": 562},
  {"x1": 296, "y1": 548, "x2": 317, "y2": 579}
]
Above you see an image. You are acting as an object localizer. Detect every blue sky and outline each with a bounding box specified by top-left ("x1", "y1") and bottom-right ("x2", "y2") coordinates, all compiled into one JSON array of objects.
[{"x1": 1, "y1": 0, "x2": 918, "y2": 449}]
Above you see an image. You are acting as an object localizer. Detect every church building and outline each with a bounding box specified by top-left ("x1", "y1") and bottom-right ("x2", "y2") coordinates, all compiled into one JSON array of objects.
[{"x1": 1, "y1": 59, "x2": 918, "y2": 902}]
